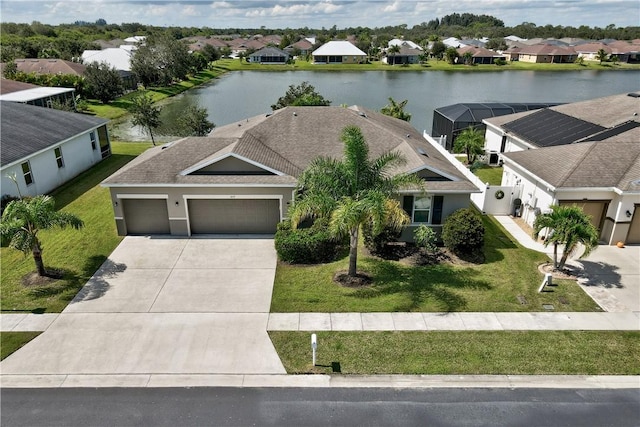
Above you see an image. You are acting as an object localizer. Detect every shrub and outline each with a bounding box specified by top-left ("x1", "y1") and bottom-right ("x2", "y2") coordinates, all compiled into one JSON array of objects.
[
  {"x1": 275, "y1": 218, "x2": 346, "y2": 264},
  {"x1": 442, "y1": 208, "x2": 485, "y2": 255},
  {"x1": 494, "y1": 58, "x2": 506, "y2": 66},
  {"x1": 362, "y1": 220, "x2": 402, "y2": 254},
  {"x1": 414, "y1": 225, "x2": 438, "y2": 254}
]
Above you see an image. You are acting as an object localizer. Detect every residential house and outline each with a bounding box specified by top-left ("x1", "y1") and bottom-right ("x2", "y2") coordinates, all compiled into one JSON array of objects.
[
  {"x1": 81, "y1": 47, "x2": 137, "y2": 88},
  {"x1": 1, "y1": 101, "x2": 111, "y2": 198},
  {"x1": 384, "y1": 45, "x2": 423, "y2": 64},
  {"x1": 517, "y1": 44, "x2": 577, "y2": 63},
  {"x1": 7, "y1": 58, "x2": 86, "y2": 76},
  {"x1": 483, "y1": 91, "x2": 640, "y2": 244},
  {"x1": 442, "y1": 37, "x2": 465, "y2": 48},
  {"x1": 388, "y1": 39, "x2": 422, "y2": 50},
  {"x1": 102, "y1": 106, "x2": 479, "y2": 239},
  {"x1": 247, "y1": 47, "x2": 290, "y2": 64},
  {"x1": 456, "y1": 46, "x2": 505, "y2": 64},
  {"x1": 312, "y1": 41, "x2": 367, "y2": 64},
  {"x1": 284, "y1": 39, "x2": 314, "y2": 56},
  {"x1": 0, "y1": 79, "x2": 77, "y2": 109},
  {"x1": 603, "y1": 40, "x2": 640, "y2": 62},
  {"x1": 228, "y1": 38, "x2": 266, "y2": 56},
  {"x1": 574, "y1": 42, "x2": 612, "y2": 61}
]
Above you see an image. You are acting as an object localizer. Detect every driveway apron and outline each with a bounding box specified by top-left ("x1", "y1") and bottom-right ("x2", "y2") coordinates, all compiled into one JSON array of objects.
[{"x1": 0, "y1": 236, "x2": 286, "y2": 375}]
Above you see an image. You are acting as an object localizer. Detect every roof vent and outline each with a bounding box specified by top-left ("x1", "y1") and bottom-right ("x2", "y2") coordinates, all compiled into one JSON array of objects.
[
  {"x1": 406, "y1": 134, "x2": 410, "y2": 138},
  {"x1": 417, "y1": 147, "x2": 428, "y2": 157},
  {"x1": 293, "y1": 112, "x2": 297, "y2": 116},
  {"x1": 628, "y1": 93, "x2": 640, "y2": 98},
  {"x1": 359, "y1": 112, "x2": 367, "y2": 118}
]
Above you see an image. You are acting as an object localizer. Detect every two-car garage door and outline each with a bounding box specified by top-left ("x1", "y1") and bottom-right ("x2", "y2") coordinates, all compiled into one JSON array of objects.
[{"x1": 188, "y1": 199, "x2": 280, "y2": 234}]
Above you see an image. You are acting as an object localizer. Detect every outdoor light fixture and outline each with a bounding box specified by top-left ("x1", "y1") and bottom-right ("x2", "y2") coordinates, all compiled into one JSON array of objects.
[
  {"x1": 175, "y1": 201, "x2": 179, "y2": 206},
  {"x1": 626, "y1": 210, "x2": 632, "y2": 218},
  {"x1": 114, "y1": 201, "x2": 118, "y2": 207}
]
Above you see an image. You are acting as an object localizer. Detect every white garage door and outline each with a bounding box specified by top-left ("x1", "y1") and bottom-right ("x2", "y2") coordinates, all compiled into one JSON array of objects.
[
  {"x1": 188, "y1": 199, "x2": 280, "y2": 234},
  {"x1": 123, "y1": 199, "x2": 170, "y2": 235}
]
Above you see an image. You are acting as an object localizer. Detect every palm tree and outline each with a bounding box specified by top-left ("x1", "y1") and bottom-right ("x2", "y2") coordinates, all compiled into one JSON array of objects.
[
  {"x1": 289, "y1": 126, "x2": 423, "y2": 277},
  {"x1": 380, "y1": 97, "x2": 411, "y2": 122},
  {"x1": 387, "y1": 44, "x2": 401, "y2": 65},
  {"x1": 453, "y1": 127, "x2": 485, "y2": 164},
  {"x1": 533, "y1": 205, "x2": 599, "y2": 271},
  {"x1": 0, "y1": 195, "x2": 84, "y2": 277},
  {"x1": 596, "y1": 48, "x2": 608, "y2": 64}
]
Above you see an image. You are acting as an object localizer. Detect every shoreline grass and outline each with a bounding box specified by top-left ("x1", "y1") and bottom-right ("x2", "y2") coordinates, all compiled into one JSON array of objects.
[{"x1": 270, "y1": 330, "x2": 640, "y2": 375}]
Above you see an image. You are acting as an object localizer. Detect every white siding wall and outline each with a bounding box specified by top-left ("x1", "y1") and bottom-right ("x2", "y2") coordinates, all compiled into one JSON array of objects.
[
  {"x1": 1, "y1": 129, "x2": 104, "y2": 198},
  {"x1": 484, "y1": 125, "x2": 504, "y2": 153}
]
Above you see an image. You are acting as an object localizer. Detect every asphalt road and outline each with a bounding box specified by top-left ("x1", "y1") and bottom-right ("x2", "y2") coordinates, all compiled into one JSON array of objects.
[{"x1": 2, "y1": 387, "x2": 639, "y2": 427}]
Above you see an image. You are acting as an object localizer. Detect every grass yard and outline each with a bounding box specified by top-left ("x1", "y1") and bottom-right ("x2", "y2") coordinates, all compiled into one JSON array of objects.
[
  {"x1": 1, "y1": 332, "x2": 41, "y2": 360},
  {"x1": 270, "y1": 215, "x2": 600, "y2": 313},
  {"x1": 270, "y1": 331, "x2": 640, "y2": 375},
  {"x1": 0, "y1": 142, "x2": 151, "y2": 313},
  {"x1": 473, "y1": 165, "x2": 503, "y2": 186}
]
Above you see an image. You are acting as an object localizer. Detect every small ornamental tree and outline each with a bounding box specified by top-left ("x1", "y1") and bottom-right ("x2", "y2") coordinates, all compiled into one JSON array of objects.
[
  {"x1": 83, "y1": 61, "x2": 124, "y2": 103},
  {"x1": 176, "y1": 105, "x2": 215, "y2": 136},
  {"x1": 271, "y1": 81, "x2": 331, "y2": 110},
  {"x1": 380, "y1": 97, "x2": 411, "y2": 122},
  {"x1": 442, "y1": 208, "x2": 485, "y2": 256},
  {"x1": 130, "y1": 92, "x2": 162, "y2": 145}
]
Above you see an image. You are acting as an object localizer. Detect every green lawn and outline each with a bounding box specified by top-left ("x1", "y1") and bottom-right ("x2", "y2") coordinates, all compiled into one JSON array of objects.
[
  {"x1": 270, "y1": 331, "x2": 640, "y2": 375},
  {"x1": 270, "y1": 215, "x2": 599, "y2": 313},
  {"x1": 0, "y1": 142, "x2": 151, "y2": 313},
  {"x1": 474, "y1": 165, "x2": 503, "y2": 186},
  {"x1": 1, "y1": 332, "x2": 41, "y2": 360}
]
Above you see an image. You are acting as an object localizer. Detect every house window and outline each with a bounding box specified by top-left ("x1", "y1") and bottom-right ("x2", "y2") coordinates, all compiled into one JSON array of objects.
[
  {"x1": 90, "y1": 131, "x2": 97, "y2": 150},
  {"x1": 403, "y1": 195, "x2": 444, "y2": 224},
  {"x1": 21, "y1": 161, "x2": 33, "y2": 186},
  {"x1": 54, "y1": 147, "x2": 64, "y2": 168}
]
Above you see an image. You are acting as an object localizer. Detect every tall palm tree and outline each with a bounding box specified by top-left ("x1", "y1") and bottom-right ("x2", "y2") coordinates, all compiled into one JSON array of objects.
[
  {"x1": 453, "y1": 127, "x2": 485, "y2": 164},
  {"x1": 290, "y1": 126, "x2": 422, "y2": 277},
  {"x1": 533, "y1": 204, "x2": 599, "y2": 271},
  {"x1": 0, "y1": 195, "x2": 84, "y2": 277}
]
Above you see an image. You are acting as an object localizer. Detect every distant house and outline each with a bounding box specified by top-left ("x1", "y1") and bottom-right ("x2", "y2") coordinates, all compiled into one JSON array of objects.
[
  {"x1": 228, "y1": 38, "x2": 265, "y2": 56},
  {"x1": 388, "y1": 39, "x2": 422, "y2": 50},
  {"x1": 517, "y1": 44, "x2": 576, "y2": 63},
  {"x1": 574, "y1": 42, "x2": 612, "y2": 61},
  {"x1": 284, "y1": 39, "x2": 314, "y2": 56},
  {"x1": 248, "y1": 47, "x2": 290, "y2": 64},
  {"x1": 482, "y1": 91, "x2": 640, "y2": 244},
  {"x1": 456, "y1": 46, "x2": 505, "y2": 64},
  {"x1": 384, "y1": 45, "x2": 422, "y2": 64},
  {"x1": 81, "y1": 47, "x2": 137, "y2": 88},
  {"x1": 0, "y1": 102, "x2": 111, "y2": 198},
  {"x1": 606, "y1": 40, "x2": 640, "y2": 62},
  {"x1": 102, "y1": 106, "x2": 478, "y2": 239},
  {"x1": 6, "y1": 58, "x2": 86, "y2": 76},
  {"x1": 442, "y1": 37, "x2": 464, "y2": 48},
  {"x1": 0, "y1": 79, "x2": 77, "y2": 109},
  {"x1": 312, "y1": 41, "x2": 367, "y2": 64}
]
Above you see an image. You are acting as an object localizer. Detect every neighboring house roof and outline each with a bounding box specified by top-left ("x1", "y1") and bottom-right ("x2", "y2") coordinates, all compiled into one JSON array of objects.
[
  {"x1": 518, "y1": 44, "x2": 576, "y2": 56},
  {"x1": 287, "y1": 39, "x2": 314, "y2": 50},
  {"x1": 81, "y1": 48, "x2": 133, "y2": 71},
  {"x1": 124, "y1": 36, "x2": 146, "y2": 44},
  {"x1": 250, "y1": 47, "x2": 288, "y2": 56},
  {"x1": 606, "y1": 40, "x2": 640, "y2": 54},
  {"x1": 435, "y1": 102, "x2": 560, "y2": 122},
  {"x1": 0, "y1": 101, "x2": 107, "y2": 167},
  {"x1": 103, "y1": 106, "x2": 477, "y2": 193},
  {"x1": 0, "y1": 79, "x2": 39, "y2": 95},
  {"x1": 503, "y1": 141, "x2": 640, "y2": 191},
  {"x1": 9, "y1": 58, "x2": 86, "y2": 76},
  {"x1": 457, "y1": 46, "x2": 503, "y2": 58},
  {"x1": 485, "y1": 91, "x2": 640, "y2": 145},
  {"x1": 574, "y1": 43, "x2": 612, "y2": 54},
  {"x1": 505, "y1": 35, "x2": 527, "y2": 42},
  {"x1": 389, "y1": 39, "x2": 422, "y2": 50},
  {"x1": 312, "y1": 41, "x2": 366, "y2": 56},
  {"x1": 388, "y1": 46, "x2": 422, "y2": 56},
  {"x1": 442, "y1": 37, "x2": 464, "y2": 48},
  {"x1": 0, "y1": 86, "x2": 75, "y2": 103},
  {"x1": 459, "y1": 39, "x2": 486, "y2": 48}
]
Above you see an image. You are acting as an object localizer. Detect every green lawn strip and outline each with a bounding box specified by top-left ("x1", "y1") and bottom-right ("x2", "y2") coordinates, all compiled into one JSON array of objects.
[
  {"x1": 0, "y1": 332, "x2": 41, "y2": 360},
  {"x1": 474, "y1": 165, "x2": 503, "y2": 186},
  {"x1": 0, "y1": 142, "x2": 151, "y2": 313},
  {"x1": 269, "y1": 331, "x2": 640, "y2": 375},
  {"x1": 270, "y1": 215, "x2": 599, "y2": 313}
]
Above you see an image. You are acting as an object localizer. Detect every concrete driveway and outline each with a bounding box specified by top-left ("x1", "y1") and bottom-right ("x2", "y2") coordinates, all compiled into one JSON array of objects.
[
  {"x1": 572, "y1": 244, "x2": 640, "y2": 312},
  {"x1": 0, "y1": 236, "x2": 286, "y2": 376}
]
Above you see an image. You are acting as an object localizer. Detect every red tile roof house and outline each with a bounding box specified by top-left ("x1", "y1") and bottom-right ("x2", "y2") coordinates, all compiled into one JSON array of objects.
[
  {"x1": 102, "y1": 106, "x2": 479, "y2": 239},
  {"x1": 482, "y1": 92, "x2": 640, "y2": 245},
  {"x1": 284, "y1": 39, "x2": 315, "y2": 56},
  {"x1": 7, "y1": 58, "x2": 86, "y2": 76}
]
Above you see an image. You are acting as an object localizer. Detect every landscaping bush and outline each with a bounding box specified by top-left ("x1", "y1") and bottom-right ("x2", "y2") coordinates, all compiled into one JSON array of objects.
[
  {"x1": 414, "y1": 224, "x2": 438, "y2": 254},
  {"x1": 442, "y1": 208, "x2": 485, "y2": 256},
  {"x1": 362, "y1": 220, "x2": 402, "y2": 254},
  {"x1": 274, "y1": 218, "x2": 346, "y2": 264}
]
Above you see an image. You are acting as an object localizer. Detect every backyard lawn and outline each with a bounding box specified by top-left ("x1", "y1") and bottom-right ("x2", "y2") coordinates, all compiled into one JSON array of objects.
[
  {"x1": 0, "y1": 142, "x2": 151, "y2": 313},
  {"x1": 474, "y1": 165, "x2": 503, "y2": 186},
  {"x1": 270, "y1": 214, "x2": 600, "y2": 313}
]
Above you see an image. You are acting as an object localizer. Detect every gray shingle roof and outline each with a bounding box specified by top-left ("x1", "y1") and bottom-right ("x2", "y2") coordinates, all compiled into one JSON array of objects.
[
  {"x1": 1, "y1": 101, "x2": 108, "y2": 167},
  {"x1": 503, "y1": 141, "x2": 640, "y2": 191},
  {"x1": 103, "y1": 106, "x2": 476, "y2": 192}
]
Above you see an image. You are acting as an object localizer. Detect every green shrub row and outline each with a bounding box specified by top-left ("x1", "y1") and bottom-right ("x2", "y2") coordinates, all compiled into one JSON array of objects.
[{"x1": 274, "y1": 218, "x2": 347, "y2": 264}]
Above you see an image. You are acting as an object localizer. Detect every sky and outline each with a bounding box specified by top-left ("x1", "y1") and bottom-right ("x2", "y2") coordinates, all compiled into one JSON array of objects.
[{"x1": 1, "y1": 1, "x2": 638, "y2": 30}]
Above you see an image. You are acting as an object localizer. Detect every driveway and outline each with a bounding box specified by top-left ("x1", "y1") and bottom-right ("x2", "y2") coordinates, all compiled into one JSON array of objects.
[
  {"x1": 0, "y1": 236, "x2": 286, "y2": 376},
  {"x1": 572, "y1": 244, "x2": 640, "y2": 312}
]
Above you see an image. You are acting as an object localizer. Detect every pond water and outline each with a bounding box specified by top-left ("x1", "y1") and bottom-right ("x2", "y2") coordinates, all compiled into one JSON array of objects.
[{"x1": 112, "y1": 69, "x2": 640, "y2": 141}]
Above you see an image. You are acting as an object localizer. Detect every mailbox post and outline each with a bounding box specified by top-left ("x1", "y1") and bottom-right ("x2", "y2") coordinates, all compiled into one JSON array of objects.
[{"x1": 311, "y1": 333, "x2": 317, "y2": 366}]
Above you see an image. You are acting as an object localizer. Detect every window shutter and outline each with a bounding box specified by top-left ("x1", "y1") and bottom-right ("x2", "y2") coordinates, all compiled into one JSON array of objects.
[
  {"x1": 432, "y1": 196, "x2": 444, "y2": 224},
  {"x1": 402, "y1": 196, "x2": 414, "y2": 217}
]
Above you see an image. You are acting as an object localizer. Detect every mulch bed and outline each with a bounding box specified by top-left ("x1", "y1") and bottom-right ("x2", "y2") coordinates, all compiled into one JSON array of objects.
[
  {"x1": 538, "y1": 263, "x2": 580, "y2": 280},
  {"x1": 333, "y1": 271, "x2": 373, "y2": 288},
  {"x1": 21, "y1": 269, "x2": 64, "y2": 287}
]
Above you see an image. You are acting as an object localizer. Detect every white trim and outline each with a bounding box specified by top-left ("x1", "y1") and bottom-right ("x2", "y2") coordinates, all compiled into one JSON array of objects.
[
  {"x1": 169, "y1": 217, "x2": 188, "y2": 221},
  {"x1": 398, "y1": 189, "x2": 479, "y2": 194},
  {"x1": 116, "y1": 194, "x2": 169, "y2": 199},
  {"x1": 114, "y1": 216, "x2": 123, "y2": 220},
  {"x1": 183, "y1": 194, "x2": 283, "y2": 237},
  {"x1": 179, "y1": 153, "x2": 285, "y2": 177},
  {"x1": 102, "y1": 183, "x2": 296, "y2": 188}
]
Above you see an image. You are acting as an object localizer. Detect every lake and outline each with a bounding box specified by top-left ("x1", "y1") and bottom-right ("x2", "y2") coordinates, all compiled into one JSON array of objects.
[{"x1": 112, "y1": 70, "x2": 640, "y2": 141}]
